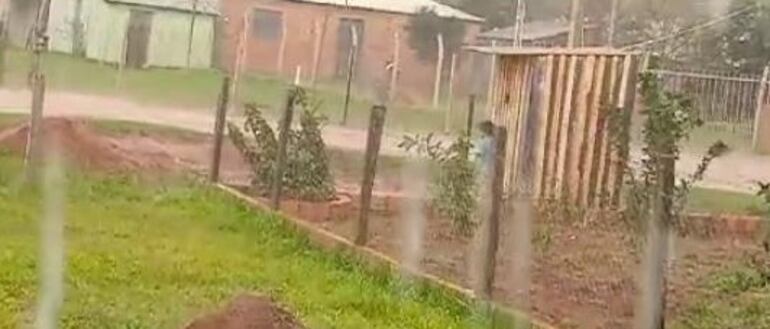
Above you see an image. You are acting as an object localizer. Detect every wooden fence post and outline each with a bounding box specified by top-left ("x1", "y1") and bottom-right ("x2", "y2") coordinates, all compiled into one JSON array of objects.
[
  {"x1": 444, "y1": 53, "x2": 457, "y2": 133},
  {"x1": 480, "y1": 126, "x2": 507, "y2": 298},
  {"x1": 433, "y1": 34, "x2": 445, "y2": 109},
  {"x1": 209, "y1": 76, "x2": 231, "y2": 183},
  {"x1": 388, "y1": 32, "x2": 401, "y2": 103},
  {"x1": 752, "y1": 65, "x2": 769, "y2": 152},
  {"x1": 466, "y1": 94, "x2": 476, "y2": 136},
  {"x1": 25, "y1": 0, "x2": 52, "y2": 182},
  {"x1": 270, "y1": 89, "x2": 298, "y2": 210},
  {"x1": 356, "y1": 105, "x2": 387, "y2": 246},
  {"x1": 341, "y1": 25, "x2": 359, "y2": 125}
]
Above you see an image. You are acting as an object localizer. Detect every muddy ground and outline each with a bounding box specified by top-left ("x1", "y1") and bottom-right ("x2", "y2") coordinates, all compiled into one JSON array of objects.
[{"x1": 0, "y1": 117, "x2": 761, "y2": 329}]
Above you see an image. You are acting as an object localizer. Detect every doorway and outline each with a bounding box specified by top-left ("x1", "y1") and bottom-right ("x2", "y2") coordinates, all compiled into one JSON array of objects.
[{"x1": 124, "y1": 10, "x2": 153, "y2": 69}]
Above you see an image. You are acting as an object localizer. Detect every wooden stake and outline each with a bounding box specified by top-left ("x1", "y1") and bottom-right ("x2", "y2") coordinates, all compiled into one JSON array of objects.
[
  {"x1": 388, "y1": 32, "x2": 401, "y2": 103},
  {"x1": 356, "y1": 105, "x2": 387, "y2": 246},
  {"x1": 433, "y1": 34, "x2": 445, "y2": 109},
  {"x1": 480, "y1": 126, "x2": 507, "y2": 298},
  {"x1": 752, "y1": 65, "x2": 769, "y2": 151},
  {"x1": 485, "y1": 41, "x2": 498, "y2": 116},
  {"x1": 341, "y1": 25, "x2": 359, "y2": 125},
  {"x1": 310, "y1": 17, "x2": 327, "y2": 86},
  {"x1": 276, "y1": 17, "x2": 288, "y2": 74},
  {"x1": 444, "y1": 53, "x2": 457, "y2": 132},
  {"x1": 270, "y1": 89, "x2": 298, "y2": 210},
  {"x1": 466, "y1": 94, "x2": 476, "y2": 136},
  {"x1": 209, "y1": 76, "x2": 232, "y2": 183},
  {"x1": 567, "y1": 55, "x2": 596, "y2": 204}
]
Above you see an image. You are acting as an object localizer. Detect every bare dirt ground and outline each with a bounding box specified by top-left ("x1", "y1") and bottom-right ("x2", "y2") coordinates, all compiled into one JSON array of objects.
[
  {"x1": 1, "y1": 89, "x2": 767, "y2": 193},
  {"x1": 322, "y1": 210, "x2": 759, "y2": 329},
  {"x1": 184, "y1": 294, "x2": 306, "y2": 329}
]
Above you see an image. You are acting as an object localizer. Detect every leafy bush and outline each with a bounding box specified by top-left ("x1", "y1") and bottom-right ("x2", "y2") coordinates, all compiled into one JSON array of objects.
[
  {"x1": 400, "y1": 133, "x2": 478, "y2": 235},
  {"x1": 228, "y1": 89, "x2": 335, "y2": 201}
]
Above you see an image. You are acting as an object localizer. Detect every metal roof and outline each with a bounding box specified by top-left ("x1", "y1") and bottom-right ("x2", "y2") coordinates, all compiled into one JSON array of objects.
[
  {"x1": 465, "y1": 46, "x2": 638, "y2": 57},
  {"x1": 106, "y1": 0, "x2": 220, "y2": 15},
  {"x1": 293, "y1": 0, "x2": 482, "y2": 22},
  {"x1": 479, "y1": 20, "x2": 595, "y2": 41}
]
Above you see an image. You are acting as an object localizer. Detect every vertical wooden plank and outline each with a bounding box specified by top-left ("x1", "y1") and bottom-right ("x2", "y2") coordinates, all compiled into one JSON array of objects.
[
  {"x1": 753, "y1": 66, "x2": 770, "y2": 151},
  {"x1": 507, "y1": 57, "x2": 532, "y2": 194},
  {"x1": 566, "y1": 55, "x2": 596, "y2": 204},
  {"x1": 544, "y1": 55, "x2": 568, "y2": 199},
  {"x1": 594, "y1": 56, "x2": 620, "y2": 206},
  {"x1": 555, "y1": 55, "x2": 579, "y2": 199},
  {"x1": 579, "y1": 56, "x2": 607, "y2": 206},
  {"x1": 533, "y1": 55, "x2": 555, "y2": 198},
  {"x1": 433, "y1": 33, "x2": 445, "y2": 109},
  {"x1": 356, "y1": 105, "x2": 387, "y2": 245},
  {"x1": 610, "y1": 55, "x2": 637, "y2": 206}
]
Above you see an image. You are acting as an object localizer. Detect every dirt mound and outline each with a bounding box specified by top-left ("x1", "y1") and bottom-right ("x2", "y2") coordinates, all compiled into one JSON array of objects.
[
  {"x1": 184, "y1": 295, "x2": 305, "y2": 329},
  {"x1": 0, "y1": 117, "x2": 178, "y2": 171}
]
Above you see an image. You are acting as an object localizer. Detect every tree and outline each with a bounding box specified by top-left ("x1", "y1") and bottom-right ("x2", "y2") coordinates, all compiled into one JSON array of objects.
[{"x1": 406, "y1": 7, "x2": 466, "y2": 62}]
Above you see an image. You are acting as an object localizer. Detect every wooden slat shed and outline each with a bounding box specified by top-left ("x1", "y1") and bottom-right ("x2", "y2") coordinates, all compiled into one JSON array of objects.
[{"x1": 468, "y1": 46, "x2": 641, "y2": 207}]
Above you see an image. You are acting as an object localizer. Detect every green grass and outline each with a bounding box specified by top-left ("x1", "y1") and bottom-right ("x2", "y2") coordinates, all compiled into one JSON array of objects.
[
  {"x1": 4, "y1": 49, "x2": 480, "y2": 133},
  {"x1": 0, "y1": 154, "x2": 512, "y2": 329},
  {"x1": 673, "y1": 262, "x2": 770, "y2": 329},
  {"x1": 687, "y1": 187, "x2": 770, "y2": 218}
]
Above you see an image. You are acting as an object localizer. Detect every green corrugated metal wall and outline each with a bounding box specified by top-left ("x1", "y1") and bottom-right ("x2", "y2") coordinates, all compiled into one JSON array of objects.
[{"x1": 47, "y1": 0, "x2": 213, "y2": 68}]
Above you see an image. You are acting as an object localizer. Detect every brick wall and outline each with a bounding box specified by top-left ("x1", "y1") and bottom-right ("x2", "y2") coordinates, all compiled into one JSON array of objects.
[{"x1": 220, "y1": 0, "x2": 481, "y2": 105}]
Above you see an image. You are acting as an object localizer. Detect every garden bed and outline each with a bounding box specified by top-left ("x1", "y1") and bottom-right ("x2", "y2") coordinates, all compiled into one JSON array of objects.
[{"x1": 305, "y1": 196, "x2": 764, "y2": 329}]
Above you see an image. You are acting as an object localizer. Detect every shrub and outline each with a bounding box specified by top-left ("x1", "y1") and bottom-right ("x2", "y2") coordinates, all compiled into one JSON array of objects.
[
  {"x1": 400, "y1": 133, "x2": 478, "y2": 235},
  {"x1": 228, "y1": 90, "x2": 335, "y2": 201}
]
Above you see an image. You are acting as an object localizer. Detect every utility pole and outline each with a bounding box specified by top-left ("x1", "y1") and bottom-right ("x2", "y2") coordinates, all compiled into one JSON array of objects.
[{"x1": 568, "y1": 0, "x2": 583, "y2": 47}]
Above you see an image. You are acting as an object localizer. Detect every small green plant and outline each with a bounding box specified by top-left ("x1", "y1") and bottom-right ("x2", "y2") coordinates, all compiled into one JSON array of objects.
[
  {"x1": 618, "y1": 71, "x2": 728, "y2": 234},
  {"x1": 399, "y1": 133, "x2": 478, "y2": 235},
  {"x1": 228, "y1": 90, "x2": 335, "y2": 201}
]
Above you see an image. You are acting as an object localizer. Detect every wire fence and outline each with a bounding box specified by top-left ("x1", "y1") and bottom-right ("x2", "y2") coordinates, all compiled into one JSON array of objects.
[{"x1": 650, "y1": 66, "x2": 767, "y2": 138}]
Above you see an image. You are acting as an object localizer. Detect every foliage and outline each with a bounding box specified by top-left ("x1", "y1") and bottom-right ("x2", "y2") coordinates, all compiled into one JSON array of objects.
[
  {"x1": 619, "y1": 71, "x2": 726, "y2": 233},
  {"x1": 399, "y1": 133, "x2": 478, "y2": 235},
  {"x1": 406, "y1": 7, "x2": 467, "y2": 62},
  {"x1": 228, "y1": 89, "x2": 335, "y2": 201},
  {"x1": 0, "y1": 155, "x2": 500, "y2": 329},
  {"x1": 705, "y1": 0, "x2": 770, "y2": 72}
]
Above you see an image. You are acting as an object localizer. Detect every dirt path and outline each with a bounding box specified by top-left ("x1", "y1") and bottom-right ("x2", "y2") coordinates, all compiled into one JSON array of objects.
[
  {"x1": 1, "y1": 88, "x2": 768, "y2": 193},
  {"x1": 0, "y1": 89, "x2": 409, "y2": 156}
]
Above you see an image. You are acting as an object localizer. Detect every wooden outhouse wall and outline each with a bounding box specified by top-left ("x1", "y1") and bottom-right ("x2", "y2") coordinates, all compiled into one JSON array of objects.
[{"x1": 489, "y1": 52, "x2": 639, "y2": 207}]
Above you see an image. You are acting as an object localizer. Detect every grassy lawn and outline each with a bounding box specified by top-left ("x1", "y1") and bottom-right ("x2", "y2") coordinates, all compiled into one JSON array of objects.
[
  {"x1": 4, "y1": 49, "x2": 480, "y2": 133},
  {"x1": 687, "y1": 187, "x2": 770, "y2": 218},
  {"x1": 0, "y1": 155, "x2": 504, "y2": 329}
]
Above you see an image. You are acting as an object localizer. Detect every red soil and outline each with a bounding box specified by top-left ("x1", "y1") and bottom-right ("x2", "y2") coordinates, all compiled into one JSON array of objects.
[
  {"x1": 184, "y1": 295, "x2": 305, "y2": 329},
  {"x1": 0, "y1": 117, "x2": 178, "y2": 171}
]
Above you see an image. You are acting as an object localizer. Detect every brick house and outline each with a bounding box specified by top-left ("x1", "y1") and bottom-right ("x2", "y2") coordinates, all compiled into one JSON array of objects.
[{"x1": 220, "y1": 0, "x2": 483, "y2": 105}]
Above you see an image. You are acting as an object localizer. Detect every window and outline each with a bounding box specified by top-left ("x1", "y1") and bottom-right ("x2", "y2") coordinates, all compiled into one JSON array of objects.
[{"x1": 251, "y1": 9, "x2": 283, "y2": 41}]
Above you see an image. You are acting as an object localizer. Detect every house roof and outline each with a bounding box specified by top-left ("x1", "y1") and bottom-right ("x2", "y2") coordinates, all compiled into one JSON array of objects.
[
  {"x1": 466, "y1": 46, "x2": 637, "y2": 57},
  {"x1": 479, "y1": 20, "x2": 594, "y2": 41},
  {"x1": 292, "y1": 0, "x2": 482, "y2": 22},
  {"x1": 106, "y1": 0, "x2": 220, "y2": 15}
]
